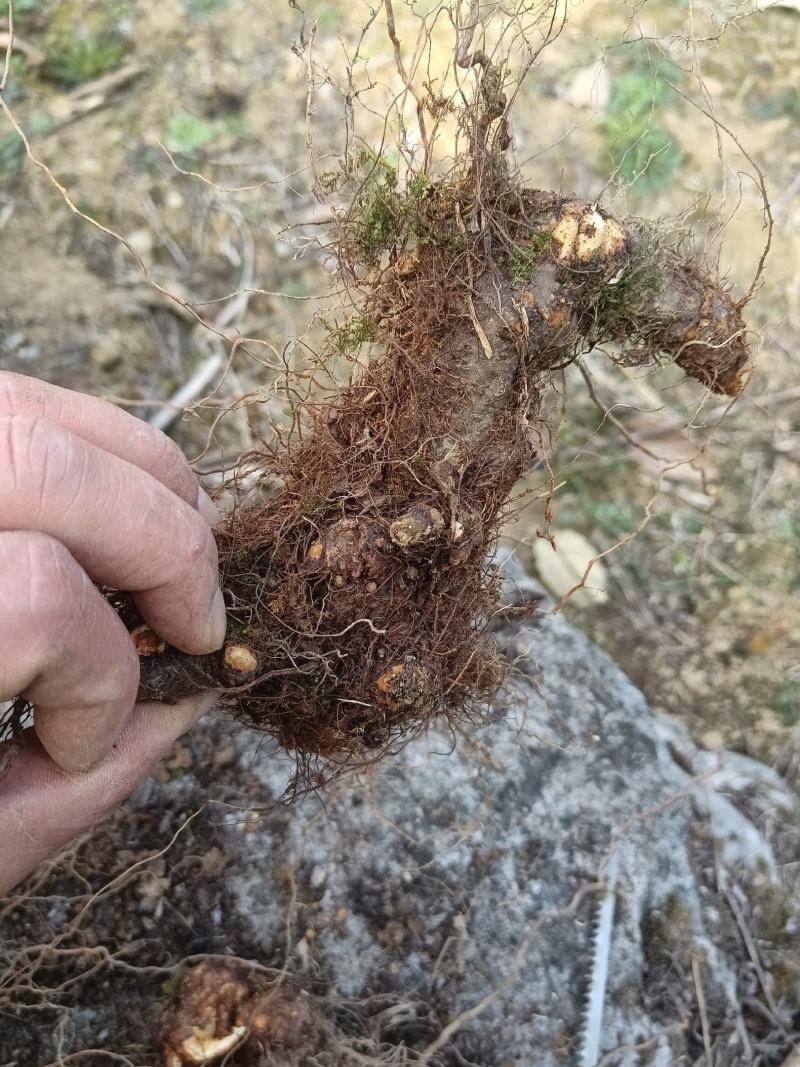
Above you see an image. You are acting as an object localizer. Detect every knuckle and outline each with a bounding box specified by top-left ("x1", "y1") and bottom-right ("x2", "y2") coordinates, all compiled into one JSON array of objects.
[
  {"x1": 83, "y1": 771, "x2": 130, "y2": 823},
  {"x1": 186, "y1": 518, "x2": 219, "y2": 571},
  {"x1": 1, "y1": 528, "x2": 67, "y2": 575},
  {"x1": 0, "y1": 413, "x2": 92, "y2": 516},
  {"x1": 0, "y1": 412, "x2": 58, "y2": 495},
  {"x1": 85, "y1": 638, "x2": 139, "y2": 714},
  {"x1": 0, "y1": 532, "x2": 138, "y2": 704},
  {"x1": 0, "y1": 533, "x2": 80, "y2": 665},
  {"x1": 153, "y1": 431, "x2": 196, "y2": 503},
  {"x1": 15, "y1": 533, "x2": 78, "y2": 624}
]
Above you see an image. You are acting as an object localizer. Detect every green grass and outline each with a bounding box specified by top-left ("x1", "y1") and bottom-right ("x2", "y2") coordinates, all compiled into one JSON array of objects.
[
  {"x1": 599, "y1": 47, "x2": 682, "y2": 194},
  {"x1": 584, "y1": 498, "x2": 638, "y2": 540},
  {"x1": 305, "y1": 498, "x2": 338, "y2": 518},
  {"x1": 184, "y1": 0, "x2": 229, "y2": 17},
  {"x1": 38, "y1": 0, "x2": 133, "y2": 87},
  {"x1": 42, "y1": 32, "x2": 127, "y2": 86},
  {"x1": 0, "y1": 132, "x2": 24, "y2": 178},
  {"x1": 773, "y1": 681, "x2": 800, "y2": 728},
  {"x1": 165, "y1": 112, "x2": 219, "y2": 154},
  {"x1": 0, "y1": 111, "x2": 55, "y2": 178},
  {"x1": 308, "y1": 0, "x2": 340, "y2": 30},
  {"x1": 747, "y1": 87, "x2": 800, "y2": 124}
]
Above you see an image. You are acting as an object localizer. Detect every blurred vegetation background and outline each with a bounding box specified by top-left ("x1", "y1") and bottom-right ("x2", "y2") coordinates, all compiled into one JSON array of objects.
[{"x1": 1, "y1": 0, "x2": 798, "y2": 772}]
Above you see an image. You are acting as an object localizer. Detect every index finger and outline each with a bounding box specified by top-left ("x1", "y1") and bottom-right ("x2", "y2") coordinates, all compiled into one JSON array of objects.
[
  {"x1": 0, "y1": 414, "x2": 226, "y2": 653},
  {"x1": 0, "y1": 371, "x2": 215, "y2": 517}
]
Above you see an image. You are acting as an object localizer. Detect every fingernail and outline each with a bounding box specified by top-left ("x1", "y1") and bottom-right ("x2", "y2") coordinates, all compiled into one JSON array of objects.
[
  {"x1": 197, "y1": 486, "x2": 222, "y2": 527},
  {"x1": 47, "y1": 741, "x2": 110, "y2": 776},
  {"x1": 169, "y1": 691, "x2": 220, "y2": 732},
  {"x1": 206, "y1": 587, "x2": 228, "y2": 651}
]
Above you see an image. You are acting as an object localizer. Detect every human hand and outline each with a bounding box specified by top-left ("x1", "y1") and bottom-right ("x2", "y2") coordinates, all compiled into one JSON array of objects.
[{"x1": 0, "y1": 371, "x2": 226, "y2": 893}]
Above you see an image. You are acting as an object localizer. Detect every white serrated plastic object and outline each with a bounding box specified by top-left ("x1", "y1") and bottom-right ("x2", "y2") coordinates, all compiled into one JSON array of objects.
[{"x1": 578, "y1": 850, "x2": 621, "y2": 1067}]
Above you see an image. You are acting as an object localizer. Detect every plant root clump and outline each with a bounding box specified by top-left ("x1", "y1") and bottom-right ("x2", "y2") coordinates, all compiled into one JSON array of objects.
[
  {"x1": 0, "y1": 48, "x2": 748, "y2": 782},
  {"x1": 130, "y1": 138, "x2": 751, "y2": 775}
]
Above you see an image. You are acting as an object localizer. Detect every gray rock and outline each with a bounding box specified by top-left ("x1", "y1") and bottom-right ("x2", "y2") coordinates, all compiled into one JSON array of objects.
[
  {"x1": 224, "y1": 563, "x2": 800, "y2": 1065},
  {"x1": 5, "y1": 566, "x2": 797, "y2": 1066}
]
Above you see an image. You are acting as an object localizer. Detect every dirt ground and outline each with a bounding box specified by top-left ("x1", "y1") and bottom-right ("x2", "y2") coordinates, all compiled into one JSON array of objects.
[{"x1": 1, "y1": 0, "x2": 799, "y2": 1060}]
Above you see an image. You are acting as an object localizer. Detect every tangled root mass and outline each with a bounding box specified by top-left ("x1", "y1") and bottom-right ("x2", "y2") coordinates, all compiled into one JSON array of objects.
[
  {"x1": 0, "y1": 49, "x2": 745, "y2": 781},
  {"x1": 129, "y1": 127, "x2": 749, "y2": 779}
]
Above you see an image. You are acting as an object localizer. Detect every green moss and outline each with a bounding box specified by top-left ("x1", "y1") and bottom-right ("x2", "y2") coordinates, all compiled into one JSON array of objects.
[
  {"x1": 346, "y1": 149, "x2": 402, "y2": 258},
  {"x1": 593, "y1": 222, "x2": 662, "y2": 337},
  {"x1": 224, "y1": 619, "x2": 250, "y2": 644},
  {"x1": 326, "y1": 313, "x2": 376, "y2": 356},
  {"x1": 341, "y1": 149, "x2": 465, "y2": 262},
  {"x1": 507, "y1": 230, "x2": 552, "y2": 282},
  {"x1": 407, "y1": 174, "x2": 432, "y2": 202}
]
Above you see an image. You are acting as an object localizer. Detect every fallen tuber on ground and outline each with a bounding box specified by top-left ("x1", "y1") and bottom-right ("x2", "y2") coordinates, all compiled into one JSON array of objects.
[
  {"x1": 161, "y1": 961, "x2": 317, "y2": 1067},
  {"x1": 6, "y1": 30, "x2": 754, "y2": 783}
]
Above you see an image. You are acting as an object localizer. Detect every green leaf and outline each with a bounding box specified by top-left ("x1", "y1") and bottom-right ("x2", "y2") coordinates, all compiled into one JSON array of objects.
[{"x1": 165, "y1": 112, "x2": 218, "y2": 154}]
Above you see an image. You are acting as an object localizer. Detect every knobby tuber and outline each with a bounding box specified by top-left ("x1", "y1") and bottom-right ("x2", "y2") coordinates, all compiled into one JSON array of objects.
[{"x1": 161, "y1": 961, "x2": 317, "y2": 1066}]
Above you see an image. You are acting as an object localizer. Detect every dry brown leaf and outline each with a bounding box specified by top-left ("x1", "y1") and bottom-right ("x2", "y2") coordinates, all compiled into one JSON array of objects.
[{"x1": 748, "y1": 616, "x2": 795, "y2": 655}]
